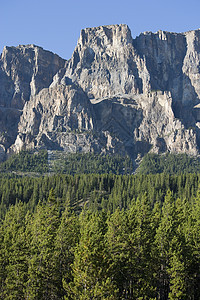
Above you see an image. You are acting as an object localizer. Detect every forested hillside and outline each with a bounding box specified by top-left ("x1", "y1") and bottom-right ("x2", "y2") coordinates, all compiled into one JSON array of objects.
[
  {"x1": 2, "y1": 150, "x2": 200, "y2": 176},
  {"x1": 0, "y1": 150, "x2": 49, "y2": 174},
  {"x1": 0, "y1": 151, "x2": 133, "y2": 175},
  {"x1": 1, "y1": 172, "x2": 200, "y2": 299},
  {"x1": 137, "y1": 153, "x2": 200, "y2": 174},
  {"x1": 0, "y1": 172, "x2": 200, "y2": 218}
]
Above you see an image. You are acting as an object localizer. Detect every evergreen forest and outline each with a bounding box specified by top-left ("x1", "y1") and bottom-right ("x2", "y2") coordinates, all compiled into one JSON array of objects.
[{"x1": 1, "y1": 151, "x2": 200, "y2": 299}]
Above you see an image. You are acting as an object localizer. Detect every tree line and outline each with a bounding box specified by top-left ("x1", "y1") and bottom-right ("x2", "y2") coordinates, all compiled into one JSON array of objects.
[
  {"x1": 2, "y1": 150, "x2": 200, "y2": 176},
  {"x1": 0, "y1": 172, "x2": 200, "y2": 298},
  {"x1": 0, "y1": 172, "x2": 200, "y2": 219},
  {"x1": 137, "y1": 153, "x2": 200, "y2": 174},
  {"x1": 0, "y1": 187, "x2": 200, "y2": 299},
  {"x1": 0, "y1": 151, "x2": 133, "y2": 175}
]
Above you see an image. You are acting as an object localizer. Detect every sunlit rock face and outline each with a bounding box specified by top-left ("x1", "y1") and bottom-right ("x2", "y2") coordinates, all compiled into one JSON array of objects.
[
  {"x1": 0, "y1": 44, "x2": 65, "y2": 154},
  {"x1": 61, "y1": 24, "x2": 151, "y2": 98},
  {"x1": 1, "y1": 24, "x2": 200, "y2": 161},
  {"x1": 0, "y1": 44, "x2": 66, "y2": 108}
]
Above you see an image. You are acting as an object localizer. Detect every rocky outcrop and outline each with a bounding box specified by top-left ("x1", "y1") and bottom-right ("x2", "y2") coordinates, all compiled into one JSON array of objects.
[
  {"x1": 0, "y1": 44, "x2": 66, "y2": 108},
  {"x1": 10, "y1": 83, "x2": 99, "y2": 153},
  {"x1": 0, "y1": 45, "x2": 66, "y2": 155},
  {"x1": 52, "y1": 24, "x2": 151, "y2": 98},
  {"x1": 1, "y1": 24, "x2": 200, "y2": 161}
]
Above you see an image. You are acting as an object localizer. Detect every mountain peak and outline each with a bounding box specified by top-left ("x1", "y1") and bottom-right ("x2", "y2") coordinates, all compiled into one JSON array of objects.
[
  {"x1": 1, "y1": 25, "x2": 200, "y2": 161},
  {"x1": 78, "y1": 24, "x2": 132, "y2": 48}
]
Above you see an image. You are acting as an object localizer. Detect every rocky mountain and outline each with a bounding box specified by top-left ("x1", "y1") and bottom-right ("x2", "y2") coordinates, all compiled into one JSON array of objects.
[
  {"x1": 1, "y1": 24, "x2": 200, "y2": 162},
  {"x1": 0, "y1": 44, "x2": 65, "y2": 159}
]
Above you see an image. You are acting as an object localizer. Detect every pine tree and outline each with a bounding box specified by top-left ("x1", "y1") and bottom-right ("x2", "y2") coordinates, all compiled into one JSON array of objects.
[
  {"x1": 69, "y1": 209, "x2": 117, "y2": 299},
  {"x1": 0, "y1": 218, "x2": 6, "y2": 299},
  {"x1": 185, "y1": 190, "x2": 200, "y2": 298},
  {"x1": 27, "y1": 189, "x2": 61, "y2": 299},
  {"x1": 56, "y1": 202, "x2": 79, "y2": 298},
  {"x1": 127, "y1": 194, "x2": 157, "y2": 299},
  {"x1": 1, "y1": 202, "x2": 29, "y2": 299},
  {"x1": 106, "y1": 208, "x2": 129, "y2": 298},
  {"x1": 155, "y1": 191, "x2": 187, "y2": 300}
]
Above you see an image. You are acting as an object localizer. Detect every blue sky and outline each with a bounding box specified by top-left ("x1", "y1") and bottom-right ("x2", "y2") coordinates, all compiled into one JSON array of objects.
[{"x1": 1, "y1": 0, "x2": 200, "y2": 60}]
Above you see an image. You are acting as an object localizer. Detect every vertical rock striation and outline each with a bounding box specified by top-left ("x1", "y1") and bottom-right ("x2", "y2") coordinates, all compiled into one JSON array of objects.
[
  {"x1": 0, "y1": 45, "x2": 65, "y2": 157},
  {"x1": 1, "y1": 24, "x2": 200, "y2": 161}
]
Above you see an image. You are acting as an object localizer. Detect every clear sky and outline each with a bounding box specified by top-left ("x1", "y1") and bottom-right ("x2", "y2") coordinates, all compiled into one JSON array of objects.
[{"x1": 1, "y1": 0, "x2": 200, "y2": 60}]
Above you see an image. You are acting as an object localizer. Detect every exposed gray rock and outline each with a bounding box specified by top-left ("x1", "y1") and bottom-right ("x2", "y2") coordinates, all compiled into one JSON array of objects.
[
  {"x1": 52, "y1": 24, "x2": 151, "y2": 98},
  {"x1": 0, "y1": 44, "x2": 66, "y2": 108},
  {"x1": 133, "y1": 29, "x2": 200, "y2": 126},
  {"x1": 2, "y1": 24, "x2": 200, "y2": 162},
  {"x1": 10, "y1": 84, "x2": 99, "y2": 153},
  {"x1": 0, "y1": 45, "x2": 66, "y2": 150}
]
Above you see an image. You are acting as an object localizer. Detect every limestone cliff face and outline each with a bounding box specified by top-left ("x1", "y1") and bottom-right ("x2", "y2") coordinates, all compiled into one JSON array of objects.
[
  {"x1": 0, "y1": 44, "x2": 66, "y2": 108},
  {"x1": 11, "y1": 84, "x2": 99, "y2": 154},
  {"x1": 1, "y1": 24, "x2": 200, "y2": 161},
  {"x1": 53, "y1": 24, "x2": 151, "y2": 98},
  {"x1": 0, "y1": 45, "x2": 65, "y2": 157},
  {"x1": 133, "y1": 30, "x2": 200, "y2": 125}
]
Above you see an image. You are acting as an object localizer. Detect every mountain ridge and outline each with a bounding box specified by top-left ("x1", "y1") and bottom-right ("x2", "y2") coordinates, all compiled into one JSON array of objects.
[{"x1": 1, "y1": 24, "x2": 200, "y2": 162}]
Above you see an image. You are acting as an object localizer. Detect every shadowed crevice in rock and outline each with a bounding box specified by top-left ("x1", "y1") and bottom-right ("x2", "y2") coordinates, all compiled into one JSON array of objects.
[
  {"x1": 0, "y1": 45, "x2": 66, "y2": 155},
  {"x1": 1, "y1": 24, "x2": 200, "y2": 161},
  {"x1": 133, "y1": 30, "x2": 200, "y2": 130},
  {"x1": 133, "y1": 31, "x2": 187, "y2": 94}
]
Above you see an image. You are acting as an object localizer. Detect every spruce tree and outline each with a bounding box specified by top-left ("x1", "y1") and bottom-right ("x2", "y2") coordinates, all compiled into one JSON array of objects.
[
  {"x1": 27, "y1": 189, "x2": 61, "y2": 299},
  {"x1": 1, "y1": 202, "x2": 29, "y2": 299},
  {"x1": 69, "y1": 209, "x2": 117, "y2": 299},
  {"x1": 155, "y1": 191, "x2": 187, "y2": 300},
  {"x1": 56, "y1": 202, "x2": 79, "y2": 298},
  {"x1": 106, "y1": 208, "x2": 129, "y2": 298},
  {"x1": 127, "y1": 194, "x2": 157, "y2": 299}
]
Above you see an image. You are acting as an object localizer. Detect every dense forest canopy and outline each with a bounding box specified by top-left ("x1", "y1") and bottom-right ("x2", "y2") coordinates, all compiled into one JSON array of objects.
[
  {"x1": 1, "y1": 151, "x2": 200, "y2": 299},
  {"x1": 0, "y1": 171, "x2": 200, "y2": 299},
  {"x1": 0, "y1": 150, "x2": 133, "y2": 175},
  {"x1": 0, "y1": 171, "x2": 200, "y2": 218},
  {"x1": 137, "y1": 152, "x2": 200, "y2": 174},
  {"x1": 1, "y1": 150, "x2": 200, "y2": 175}
]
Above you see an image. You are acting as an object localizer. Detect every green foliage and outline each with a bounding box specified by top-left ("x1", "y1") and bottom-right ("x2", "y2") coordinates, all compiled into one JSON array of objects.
[
  {"x1": 155, "y1": 192, "x2": 188, "y2": 299},
  {"x1": 56, "y1": 204, "x2": 79, "y2": 296},
  {"x1": 26, "y1": 189, "x2": 62, "y2": 299},
  {"x1": 0, "y1": 150, "x2": 133, "y2": 176},
  {"x1": 2, "y1": 150, "x2": 200, "y2": 177},
  {"x1": 0, "y1": 150, "x2": 49, "y2": 174},
  {"x1": 0, "y1": 202, "x2": 29, "y2": 299},
  {"x1": 68, "y1": 210, "x2": 117, "y2": 299},
  {"x1": 0, "y1": 172, "x2": 200, "y2": 219},
  {"x1": 1, "y1": 172, "x2": 200, "y2": 298},
  {"x1": 137, "y1": 152, "x2": 200, "y2": 174},
  {"x1": 1, "y1": 185, "x2": 200, "y2": 299},
  {"x1": 51, "y1": 152, "x2": 133, "y2": 175}
]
